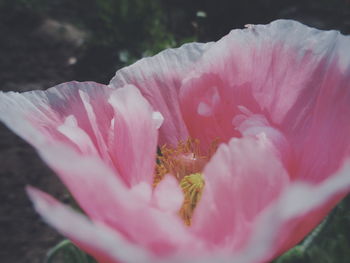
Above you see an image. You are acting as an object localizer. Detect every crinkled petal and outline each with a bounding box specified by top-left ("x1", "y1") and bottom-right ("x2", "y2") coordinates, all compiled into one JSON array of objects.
[
  {"x1": 109, "y1": 42, "x2": 213, "y2": 146},
  {"x1": 180, "y1": 73, "x2": 259, "y2": 150},
  {"x1": 0, "y1": 81, "x2": 117, "y2": 175},
  {"x1": 0, "y1": 81, "x2": 110, "y2": 151},
  {"x1": 0, "y1": 83, "x2": 193, "y2": 255},
  {"x1": 191, "y1": 133, "x2": 290, "y2": 251},
  {"x1": 0, "y1": 83, "x2": 159, "y2": 186},
  {"x1": 179, "y1": 20, "x2": 350, "y2": 182}
]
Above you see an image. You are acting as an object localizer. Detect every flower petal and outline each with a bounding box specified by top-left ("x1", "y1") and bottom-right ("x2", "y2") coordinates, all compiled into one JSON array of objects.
[
  {"x1": 33, "y1": 143, "x2": 195, "y2": 256},
  {"x1": 109, "y1": 42, "x2": 213, "y2": 146},
  {"x1": 0, "y1": 83, "x2": 159, "y2": 186},
  {"x1": 185, "y1": 20, "x2": 348, "y2": 125},
  {"x1": 108, "y1": 85, "x2": 159, "y2": 186},
  {"x1": 180, "y1": 73, "x2": 259, "y2": 150},
  {"x1": 187, "y1": 163, "x2": 350, "y2": 263},
  {"x1": 26, "y1": 186, "x2": 153, "y2": 263},
  {"x1": 0, "y1": 81, "x2": 113, "y2": 163},
  {"x1": 0, "y1": 83, "x2": 192, "y2": 255},
  {"x1": 179, "y1": 20, "x2": 350, "y2": 182},
  {"x1": 152, "y1": 175, "x2": 184, "y2": 213},
  {"x1": 191, "y1": 133, "x2": 290, "y2": 251},
  {"x1": 283, "y1": 59, "x2": 350, "y2": 182},
  {"x1": 232, "y1": 161, "x2": 350, "y2": 263}
]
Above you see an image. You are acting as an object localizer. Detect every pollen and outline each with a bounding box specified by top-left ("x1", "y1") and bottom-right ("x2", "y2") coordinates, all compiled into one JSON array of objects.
[{"x1": 154, "y1": 138, "x2": 218, "y2": 225}]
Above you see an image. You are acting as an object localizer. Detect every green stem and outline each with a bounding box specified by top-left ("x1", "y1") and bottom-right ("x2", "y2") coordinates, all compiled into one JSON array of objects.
[{"x1": 45, "y1": 239, "x2": 94, "y2": 263}]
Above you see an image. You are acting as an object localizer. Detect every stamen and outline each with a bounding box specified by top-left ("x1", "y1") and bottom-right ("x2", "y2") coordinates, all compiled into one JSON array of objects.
[{"x1": 154, "y1": 138, "x2": 218, "y2": 225}]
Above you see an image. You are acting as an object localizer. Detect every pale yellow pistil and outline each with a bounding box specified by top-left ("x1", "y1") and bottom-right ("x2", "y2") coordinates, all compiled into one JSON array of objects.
[{"x1": 154, "y1": 138, "x2": 217, "y2": 226}]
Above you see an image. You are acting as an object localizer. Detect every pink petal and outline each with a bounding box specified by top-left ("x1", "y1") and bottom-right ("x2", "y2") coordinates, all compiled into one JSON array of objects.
[
  {"x1": 152, "y1": 175, "x2": 184, "y2": 213},
  {"x1": 180, "y1": 73, "x2": 259, "y2": 150},
  {"x1": 0, "y1": 81, "x2": 114, "y2": 164},
  {"x1": 177, "y1": 21, "x2": 350, "y2": 259},
  {"x1": 190, "y1": 20, "x2": 347, "y2": 124},
  {"x1": 108, "y1": 86, "x2": 160, "y2": 186},
  {"x1": 178, "y1": 20, "x2": 350, "y2": 182},
  {"x1": 283, "y1": 60, "x2": 350, "y2": 183},
  {"x1": 0, "y1": 83, "x2": 159, "y2": 186},
  {"x1": 26, "y1": 186, "x2": 153, "y2": 263},
  {"x1": 233, "y1": 161, "x2": 350, "y2": 263},
  {"x1": 32, "y1": 143, "x2": 194, "y2": 256},
  {"x1": 233, "y1": 110, "x2": 291, "y2": 170},
  {"x1": 109, "y1": 42, "x2": 213, "y2": 146},
  {"x1": 191, "y1": 133, "x2": 290, "y2": 251},
  {"x1": 0, "y1": 83, "x2": 192, "y2": 255}
]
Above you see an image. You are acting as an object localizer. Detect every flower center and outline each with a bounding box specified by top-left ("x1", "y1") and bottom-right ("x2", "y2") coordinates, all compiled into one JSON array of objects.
[{"x1": 154, "y1": 138, "x2": 218, "y2": 225}]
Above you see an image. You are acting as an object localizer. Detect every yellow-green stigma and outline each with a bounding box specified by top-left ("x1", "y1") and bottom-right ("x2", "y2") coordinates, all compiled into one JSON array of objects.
[{"x1": 179, "y1": 173, "x2": 205, "y2": 226}]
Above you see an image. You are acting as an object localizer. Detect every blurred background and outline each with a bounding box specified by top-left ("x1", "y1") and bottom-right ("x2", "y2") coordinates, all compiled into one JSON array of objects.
[{"x1": 0, "y1": 0, "x2": 350, "y2": 262}]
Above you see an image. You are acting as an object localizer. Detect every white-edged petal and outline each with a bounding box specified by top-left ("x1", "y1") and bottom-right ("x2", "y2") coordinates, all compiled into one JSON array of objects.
[{"x1": 109, "y1": 42, "x2": 213, "y2": 146}]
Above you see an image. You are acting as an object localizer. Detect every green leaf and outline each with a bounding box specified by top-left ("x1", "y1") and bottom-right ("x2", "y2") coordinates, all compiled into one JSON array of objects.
[
  {"x1": 274, "y1": 194, "x2": 350, "y2": 263},
  {"x1": 46, "y1": 239, "x2": 97, "y2": 263}
]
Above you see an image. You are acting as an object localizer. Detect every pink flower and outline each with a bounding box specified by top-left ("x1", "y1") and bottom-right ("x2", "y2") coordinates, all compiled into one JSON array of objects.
[{"x1": 1, "y1": 20, "x2": 350, "y2": 263}]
